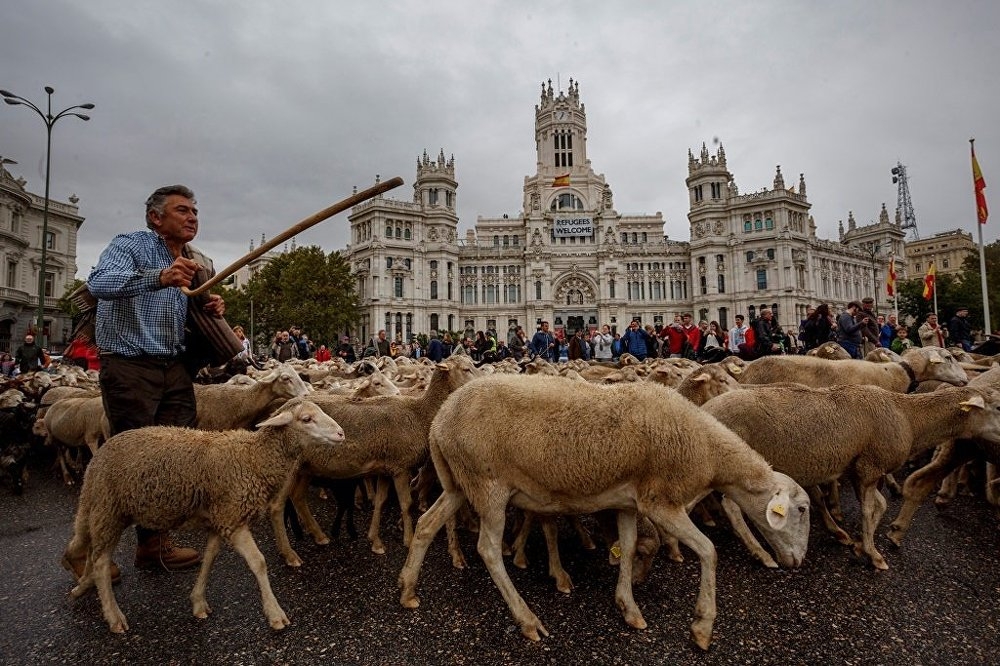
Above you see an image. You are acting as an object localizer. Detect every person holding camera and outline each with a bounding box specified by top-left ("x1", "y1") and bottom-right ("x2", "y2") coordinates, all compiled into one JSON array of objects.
[{"x1": 836, "y1": 301, "x2": 866, "y2": 359}]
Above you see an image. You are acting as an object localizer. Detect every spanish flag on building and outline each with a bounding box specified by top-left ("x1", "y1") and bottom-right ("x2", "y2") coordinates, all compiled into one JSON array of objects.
[
  {"x1": 553, "y1": 174, "x2": 571, "y2": 187},
  {"x1": 886, "y1": 256, "x2": 897, "y2": 297},
  {"x1": 972, "y1": 143, "x2": 988, "y2": 224},
  {"x1": 922, "y1": 262, "x2": 936, "y2": 301}
]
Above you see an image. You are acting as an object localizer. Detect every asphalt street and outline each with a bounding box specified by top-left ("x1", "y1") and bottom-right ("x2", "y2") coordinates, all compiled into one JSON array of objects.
[{"x1": 1, "y1": 461, "x2": 998, "y2": 666}]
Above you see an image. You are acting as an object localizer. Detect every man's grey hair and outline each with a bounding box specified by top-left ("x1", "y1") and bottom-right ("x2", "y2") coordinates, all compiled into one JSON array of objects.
[{"x1": 145, "y1": 185, "x2": 195, "y2": 229}]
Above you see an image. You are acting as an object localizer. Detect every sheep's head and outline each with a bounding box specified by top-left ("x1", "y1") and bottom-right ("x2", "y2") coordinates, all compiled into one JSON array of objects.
[
  {"x1": 901, "y1": 347, "x2": 968, "y2": 386},
  {"x1": 257, "y1": 398, "x2": 345, "y2": 448},
  {"x1": 264, "y1": 364, "x2": 312, "y2": 399},
  {"x1": 732, "y1": 472, "x2": 810, "y2": 569}
]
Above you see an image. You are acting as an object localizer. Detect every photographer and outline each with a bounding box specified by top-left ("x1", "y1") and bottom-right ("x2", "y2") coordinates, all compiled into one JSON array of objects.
[{"x1": 836, "y1": 301, "x2": 866, "y2": 359}]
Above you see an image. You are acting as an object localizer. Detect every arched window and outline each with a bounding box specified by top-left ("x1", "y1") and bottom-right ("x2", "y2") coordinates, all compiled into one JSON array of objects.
[
  {"x1": 395, "y1": 226, "x2": 402, "y2": 239},
  {"x1": 430, "y1": 314, "x2": 439, "y2": 331},
  {"x1": 404, "y1": 228, "x2": 411, "y2": 240},
  {"x1": 745, "y1": 251, "x2": 754, "y2": 262},
  {"x1": 535, "y1": 281, "x2": 542, "y2": 300},
  {"x1": 550, "y1": 193, "x2": 584, "y2": 211},
  {"x1": 754, "y1": 218, "x2": 763, "y2": 231},
  {"x1": 430, "y1": 281, "x2": 438, "y2": 299},
  {"x1": 385, "y1": 223, "x2": 392, "y2": 238}
]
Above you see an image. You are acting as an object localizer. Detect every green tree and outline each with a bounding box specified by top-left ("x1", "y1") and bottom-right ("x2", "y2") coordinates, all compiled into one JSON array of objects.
[
  {"x1": 224, "y1": 246, "x2": 361, "y2": 352},
  {"x1": 57, "y1": 278, "x2": 87, "y2": 318}
]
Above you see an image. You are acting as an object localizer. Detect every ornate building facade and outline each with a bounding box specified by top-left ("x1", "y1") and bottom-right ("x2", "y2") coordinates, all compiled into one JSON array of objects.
[
  {"x1": 345, "y1": 79, "x2": 906, "y2": 344},
  {"x1": 0, "y1": 160, "x2": 83, "y2": 352}
]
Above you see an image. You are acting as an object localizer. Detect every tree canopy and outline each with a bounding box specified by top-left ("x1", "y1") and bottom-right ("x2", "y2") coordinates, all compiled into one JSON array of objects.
[{"x1": 222, "y1": 245, "x2": 360, "y2": 351}]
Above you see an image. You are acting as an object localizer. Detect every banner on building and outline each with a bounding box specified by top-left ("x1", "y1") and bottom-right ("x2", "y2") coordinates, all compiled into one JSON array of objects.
[{"x1": 553, "y1": 217, "x2": 594, "y2": 238}]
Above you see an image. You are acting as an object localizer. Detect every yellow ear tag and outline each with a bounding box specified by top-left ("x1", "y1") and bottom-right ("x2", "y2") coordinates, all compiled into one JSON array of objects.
[
  {"x1": 960, "y1": 405, "x2": 971, "y2": 413},
  {"x1": 772, "y1": 504, "x2": 786, "y2": 517},
  {"x1": 610, "y1": 543, "x2": 623, "y2": 559}
]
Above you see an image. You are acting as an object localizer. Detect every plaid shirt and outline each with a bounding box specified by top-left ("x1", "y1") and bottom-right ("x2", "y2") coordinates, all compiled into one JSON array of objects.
[{"x1": 88, "y1": 230, "x2": 187, "y2": 358}]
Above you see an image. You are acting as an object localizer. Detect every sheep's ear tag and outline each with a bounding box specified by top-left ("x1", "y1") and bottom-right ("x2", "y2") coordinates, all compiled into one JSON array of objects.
[
  {"x1": 610, "y1": 543, "x2": 622, "y2": 559},
  {"x1": 959, "y1": 395, "x2": 985, "y2": 412},
  {"x1": 729, "y1": 365, "x2": 742, "y2": 374},
  {"x1": 771, "y1": 504, "x2": 786, "y2": 517}
]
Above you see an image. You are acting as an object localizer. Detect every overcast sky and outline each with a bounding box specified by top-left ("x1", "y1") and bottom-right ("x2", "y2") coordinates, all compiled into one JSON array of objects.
[{"x1": 2, "y1": 1, "x2": 997, "y2": 279}]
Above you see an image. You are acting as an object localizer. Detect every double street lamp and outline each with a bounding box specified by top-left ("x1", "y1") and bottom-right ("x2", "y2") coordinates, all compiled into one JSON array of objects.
[{"x1": 1, "y1": 87, "x2": 94, "y2": 346}]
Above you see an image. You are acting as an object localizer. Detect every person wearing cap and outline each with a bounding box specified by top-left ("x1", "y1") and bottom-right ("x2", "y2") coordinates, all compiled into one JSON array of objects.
[
  {"x1": 918, "y1": 313, "x2": 947, "y2": 348},
  {"x1": 336, "y1": 335, "x2": 356, "y2": 363},
  {"x1": 858, "y1": 297, "x2": 881, "y2": 355},
  {"x1": 836, "y1": 301, "x2": 866, "y2": 359},
  {"x1": 948, "y1": 307, "x2": 973, "y2": 351}
]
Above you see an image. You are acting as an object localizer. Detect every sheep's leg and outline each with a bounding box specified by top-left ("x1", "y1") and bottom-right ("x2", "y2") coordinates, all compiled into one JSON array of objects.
[
  {"x1": 392, "y1": 472, "x2": 416, "y2": 547},
  {"x1": 476, "y1": 495, "x2": 548, "y2": 641},
  {"x1": 445, "y1": 512, "x2": 467, "y2": 569},
  {"x1": 853, "y1": 480, "x2": 889, "y2": 570},
  {"x1": 888, "y1": 442, "x2": 975, "y2": 546},
  {"x1": 986, "y1": 463, "x2": 999, "y2": 506},
  {"x1": 719, "y1": 495, "x2": 778, "y2": 568},
  {"x1": 613, "y1": 510, "x2": 646, "y2": 630},
  {"x1": 269, "y1": 474, "x2": 305, "y2": 567},
  {"x1": 190, "y1": 532, "x2": 223, "y2": 619},
  {"x1": 883, "y1": 472, "x2": 902, "y2": 498},
  {"x1": 807, "y1": 485, "x2": 853, "y2": 545},
  {"x1": 58, "y1": 448, "x2": 75, "y2": 485},
  {"x1": 568, "y1": 515, "x2": 596, "y2": 550},
  {"x1": 825, "y1": 480, "x2": 844, "y2": 523},
  {"x1": 229, "y1": 526, "x2": 289, "y2": 630},
  {"x1": 290, "y1": 476, "x2": 329, "y2": 546},
  {"x1": 540, "y1": 517, "x2": 573, "y2": 593},
  {"x1": 937, "y1": 467, "x2": 960, "y2": 505},
  {"x1": 399, "y1": 489, "x2": 467, "y2": 608},
  {"x1": 511, "y1": 511, "x2": 535, "y2": 569},
  {"x1": 642, "y1": 503, "x2": 717, "y2": 651},
  {"x1": 367, "y1": 475, "x2": 392, "y2": 555},
  {"x1": 94, "y1": 549, "x2": 128, "y2": 633}
]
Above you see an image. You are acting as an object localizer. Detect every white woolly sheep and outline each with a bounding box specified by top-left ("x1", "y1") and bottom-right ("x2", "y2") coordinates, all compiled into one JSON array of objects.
[
  {"x1": 61, "y1": 397, "x2": 346, "y2": 633},
  {"x1": 273, "y1": 355, "x2": 482, "y2": 564},
  {"x1": 888, "y1": 364, "x2": 1000, "y2": 543},
  {"x1": 193, "y1": 364, "x2": 310, "y2": 431},
  {"x1": 398, "y1": 375, "x2": 809, "y2": 650},
  {"x1": 735, "y1": 346, "x2": 967, "y2": 391},
  {"x1": 701, "y1": 383, "x2": 1000, "y2": 569},
  {"x1": 674, "y1": 364, "x2": 742, "y2": 405},
  {"x1": 43, "y1": 395, "x2": 111, "y2": 484}
]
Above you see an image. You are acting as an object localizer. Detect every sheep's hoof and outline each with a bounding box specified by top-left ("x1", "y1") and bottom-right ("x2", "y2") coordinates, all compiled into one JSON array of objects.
[
  {"x1": 512, "y1": 554, "x2": 528, "y2": 569},
  {"x1": 400, "y1": 594, "x2": 420, "y2": 609},
  {"x1": 520, "y1": 618, "x2": 549, "y2": 641},
  {"x1": 624, "y1": 611, "x2": 647, "y2": 630},
  {"x1": 871, "y1": 555, "x2": 890, "y2": 571},
  {"x1": 313, "y1": 535, "x2": 330, "y2": 546},
  {"x1": 934, "y1": 496, "x2": 953, "y2": 508},
  {"x1": 835, "y1": 531, "x2": 854, "y2": 546},
  {"x1": 449, "y1": 551, "x2": 467, "y2": 569},
  {"x1": 268, "y1": 612, "x2": 290, "y2": 630},
  {"x1": 554, "y1": 574, "x2": 573, "y2": 594},
  {"x1": 283, "y1": 554, "x2": 303, "y2": 568},
  {"x1": 886, "y1": 526, "x2": 905, "y2": 548},
  {"x1": 192, "y1": 601, "x2": 212, "y2": 618},
  {"x1": 761, "y1": 557, "x2": 779, "y2": 569},
  {"x1": 108, "y1": 615, "x2": 129, "y2": 634},
  {"x1": 691, "y1": 625, "x2": 712, "y2": 651},
  {"x1": 69, "y1": 584, "x2": 88, "y2": 599}
]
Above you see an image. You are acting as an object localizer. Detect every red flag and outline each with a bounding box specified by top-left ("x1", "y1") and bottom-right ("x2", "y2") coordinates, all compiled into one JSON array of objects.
[
  {"x1": 972, "y1": 144, "x2": 988, "y2": 224},
  {"x1": 886, "y1": 256, "x2": 896, "y2": 297},
  {"x1": 553, "y1": 174, "x2": 571, "y2": 187},
  {"x1": 922, "y1": 262, "x2": 936, "y2": 301}
]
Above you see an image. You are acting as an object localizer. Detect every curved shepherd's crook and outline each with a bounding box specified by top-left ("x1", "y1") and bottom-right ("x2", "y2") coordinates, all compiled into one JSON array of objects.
[{"x1": 181, "y1": 176, "x2": 404, "y2": 298}]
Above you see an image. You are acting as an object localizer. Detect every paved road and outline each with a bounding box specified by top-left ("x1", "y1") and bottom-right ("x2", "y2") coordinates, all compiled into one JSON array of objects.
[{"x1": 1, "y1": 463, "x2": 998, "y2": 665}]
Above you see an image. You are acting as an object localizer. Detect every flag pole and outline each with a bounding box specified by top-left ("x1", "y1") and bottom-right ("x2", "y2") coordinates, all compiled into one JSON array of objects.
[{"x1": 972, "y1": 138, "x2": 992, "y2": 335}]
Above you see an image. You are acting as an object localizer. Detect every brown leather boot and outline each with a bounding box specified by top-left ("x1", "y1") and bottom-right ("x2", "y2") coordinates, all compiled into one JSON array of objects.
[
  {"x1": 61, "y1": 552, "x2": 121, "y2": 585},
  {"x1": 134, "y1": 532, "x2": 202, "y2": 571}
]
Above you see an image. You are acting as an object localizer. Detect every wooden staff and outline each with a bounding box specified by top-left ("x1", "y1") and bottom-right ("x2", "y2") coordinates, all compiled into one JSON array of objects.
[{"x1": 182, "y1": 176, "x2": 404, "y2": 297}]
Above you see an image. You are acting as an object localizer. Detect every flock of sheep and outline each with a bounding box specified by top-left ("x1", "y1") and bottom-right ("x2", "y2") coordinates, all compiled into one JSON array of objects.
[{"x1": 3, "y1": 340, "x2": 999, "y2": 651}]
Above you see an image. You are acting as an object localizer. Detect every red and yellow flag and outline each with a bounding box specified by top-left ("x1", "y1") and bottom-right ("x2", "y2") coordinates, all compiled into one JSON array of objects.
[
  {"x1": 922, "y1": 262, "x2": 936, "y2": 301},
  {"x1": 553, "y1": 174, "x2": 571, "y2": 187},
  {"x1": 886, "y1": 256, "x2": 897, "y2": 297},
  {"x1": 972, "y1": 144, "x2": 988, "y2": 224}
]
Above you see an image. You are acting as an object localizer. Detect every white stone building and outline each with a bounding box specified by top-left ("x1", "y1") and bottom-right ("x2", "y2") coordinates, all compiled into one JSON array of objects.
[
  {"x1": 312, "y1": 80, "x2": 909, "y2": 346},
  {"x1": 0, "y1": 160, "x2": 83, "y2": 352}
]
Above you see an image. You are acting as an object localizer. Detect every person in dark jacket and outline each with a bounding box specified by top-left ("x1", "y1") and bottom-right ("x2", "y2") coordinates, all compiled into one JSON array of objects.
[
  {"x1": 836, "y1": 301, "x2": 867, "y2": 359},
  {"x1": 530, "y1": 321, "x2": 558, "y2": 362},
  {"x1": 752, "y1": 308, "x2": 783, "y2": 356},
  {"x1": 14, "y1": 334, "x2": 45, "y2": 374},
  {"x1": 800, "y1": 303, "x2": 835, "y2": 352},
  {"x1": 621, "y1": 319, "x2": 653, "y2": 361},
  {"x1": 426, "y1": 331, "x2": 445, "y2": 362},
  {"x1": 948, "y1": 307, "x2": 973, "y2": 351}
]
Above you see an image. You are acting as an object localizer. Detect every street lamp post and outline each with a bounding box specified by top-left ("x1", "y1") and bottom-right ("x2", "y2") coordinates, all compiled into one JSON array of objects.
[
  {"x1": 862, "y1": 241, "x2": 881, "y2": 312},
  {"x1": 1, "y1": 87, "x2": 94, "y2": 346}
]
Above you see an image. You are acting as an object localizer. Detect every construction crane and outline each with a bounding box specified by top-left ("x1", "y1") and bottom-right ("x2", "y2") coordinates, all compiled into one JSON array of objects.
[{"x1": 891, "y1": 161, "x2": 919, "y2": 240}]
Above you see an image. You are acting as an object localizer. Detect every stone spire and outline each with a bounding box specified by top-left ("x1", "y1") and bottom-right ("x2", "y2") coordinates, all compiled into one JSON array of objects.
[
  {"x1": 773, "y1": 165, "x2": 785, "y2": 191},
  {"x1": 847, "y1": 211, "x2": 856, "y2": 231},
  {"x1": 798, "y1": 173, "x2": 806, "y2": 196},
  {"x1": 879, "y1": 202, "x2": 890, "y2": 225}
]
